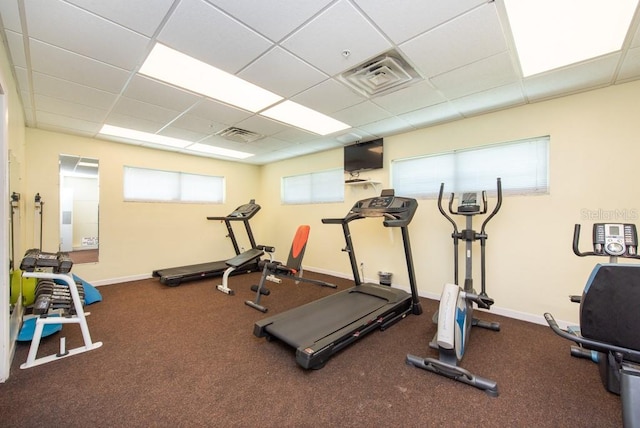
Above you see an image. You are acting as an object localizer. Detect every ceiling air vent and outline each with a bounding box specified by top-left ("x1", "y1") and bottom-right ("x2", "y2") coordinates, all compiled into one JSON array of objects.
[
  {"x1": 216, "y1": 127, "x2": 264, "y2": 143},
  {"x1": 340, "y1": 50, "x2": 422, "y2": 98}
]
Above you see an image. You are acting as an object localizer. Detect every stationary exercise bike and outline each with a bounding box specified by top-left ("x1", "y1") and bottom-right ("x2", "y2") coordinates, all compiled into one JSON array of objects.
[
  {"x1": 545, "y1": 223, "x2": 640, "y2": 427},
  {"x1": 407, "y1": 177, "x2": 502, "y2": 396}
]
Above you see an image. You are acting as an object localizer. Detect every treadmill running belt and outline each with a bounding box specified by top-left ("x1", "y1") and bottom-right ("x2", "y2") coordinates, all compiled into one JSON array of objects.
[
  {"x1": 153, "y1": 261, "x2": 226, "y2": 278},
  {"x1": 267, "y1": 290, "x2": 388, "y2": 348}
]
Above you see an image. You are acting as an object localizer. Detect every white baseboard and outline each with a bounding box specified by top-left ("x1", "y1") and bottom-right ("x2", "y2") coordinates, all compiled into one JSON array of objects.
[
  {"x1": 90, "y1": 273, "x2": 152, "y2": 287},
  {"x1": 305, "y1": 265, "x2": 571, "y2": 328},
  {"x1": 90, "y1": 266, "x2": 573, "y2": 329}
]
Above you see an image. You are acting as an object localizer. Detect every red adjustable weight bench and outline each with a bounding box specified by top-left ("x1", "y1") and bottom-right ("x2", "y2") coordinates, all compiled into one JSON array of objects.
[{"x1": 245, "y1": 225, "x2": 336, "y2": 312}]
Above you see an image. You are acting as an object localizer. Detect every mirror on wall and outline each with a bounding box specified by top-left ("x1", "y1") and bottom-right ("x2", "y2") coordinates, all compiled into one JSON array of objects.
[{"x1": 59, "y1": 155, "x2": 99, "y2": 264}]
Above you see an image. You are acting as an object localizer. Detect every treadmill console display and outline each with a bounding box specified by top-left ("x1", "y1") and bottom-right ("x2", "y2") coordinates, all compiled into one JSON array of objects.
[
  {"x1": 348, "y1": 190, "x2": 418, "y2": 227},
  {"x1": 231, "y1": 202, "x2": 259, "y2": 217},
  {"x1": 209, "y1": 199, "x2": 261, "y2": 220}
]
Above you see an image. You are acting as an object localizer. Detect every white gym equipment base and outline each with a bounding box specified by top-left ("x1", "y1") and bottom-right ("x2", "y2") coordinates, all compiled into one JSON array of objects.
[{"x1": 20, "y1": 271, "x2": 102, "y2": 369}]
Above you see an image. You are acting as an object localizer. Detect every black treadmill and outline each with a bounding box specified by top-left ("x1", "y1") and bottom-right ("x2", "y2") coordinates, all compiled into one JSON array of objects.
[
  {"x1": 152, "y1": 200, "x2": 261, "y2": 286},
  {"x1": 253, "y1": 189, "x2": 423, "y2": 369}
]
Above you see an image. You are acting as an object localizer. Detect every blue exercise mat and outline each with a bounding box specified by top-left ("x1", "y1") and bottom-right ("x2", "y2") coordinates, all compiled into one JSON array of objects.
[{"x1": 17, "y1": 315, "x2": 62, "y2": 342}]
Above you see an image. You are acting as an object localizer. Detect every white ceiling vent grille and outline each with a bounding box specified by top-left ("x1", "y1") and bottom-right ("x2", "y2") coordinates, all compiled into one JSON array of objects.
[
  {"x1": 216, "y1": 127, "x2": 264, "y2": 143},
  {"x1": 340, "y1": 50, "x2": 422, "y2": 98}
]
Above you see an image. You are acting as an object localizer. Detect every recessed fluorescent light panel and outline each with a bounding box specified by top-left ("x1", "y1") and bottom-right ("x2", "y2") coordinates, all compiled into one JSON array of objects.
[
  {"x1": 185, "y1": 143, "x2": 254, "y2": 159},
  {"x1": 99, "y1": 125, "x2": 253, "y2": 159},
  {"x1": 504, "y1": 0, "x2": 638, "y2": 77},
  {"x1": 260, "y1": 101, "x2": 350, "y2": 135},
  {"x1": 99, "y1": 124, "x2": 191, "y2": 148},
  {"x1": 139, "y1": 44, "x2": 283, "y2": 113}
]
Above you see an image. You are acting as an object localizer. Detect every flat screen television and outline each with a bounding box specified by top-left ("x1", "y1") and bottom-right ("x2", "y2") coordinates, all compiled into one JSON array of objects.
[{"x1": 344, "y1": 138, "x2": 383, "y2": 173}]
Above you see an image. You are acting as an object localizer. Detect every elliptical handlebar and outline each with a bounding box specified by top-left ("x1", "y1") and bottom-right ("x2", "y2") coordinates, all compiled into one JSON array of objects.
[
  {"x1": 437, "y1": 183, "x2": 458, "y2": 234},
  {"x1": 480, "y1": 177, "x2": 502, "y2": 234}
]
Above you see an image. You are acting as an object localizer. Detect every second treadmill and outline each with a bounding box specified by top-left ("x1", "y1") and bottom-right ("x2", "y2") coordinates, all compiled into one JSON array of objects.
[
  {"x1": 152, "y1": 200, "x2": 261, "y2": 286},
  {"x1": 253, "y1": 189, "x2": 423, "y2": 369}
]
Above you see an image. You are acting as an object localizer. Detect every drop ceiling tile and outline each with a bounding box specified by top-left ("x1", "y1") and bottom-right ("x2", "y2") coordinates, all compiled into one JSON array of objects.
[
  {"x1": 187, "y1": 99, "x2": 252, "y2": 125},
  {"x1": 13, "y1": 66, "x2": 30, "y2": 96},
  {"x1": 65, "y1": 0, "x2": 175, "y2": 37},
  {"x1": 32, "y1": 72, "x2": 117, "y2": 109},
  {"x1": 123, "y1": 75, "x2": 202, "y2": 111},
  {"x1": 158, "y1": 126, "x2": 208, "y2": 143},
  {"x1": 3, "y1": 0, "x2": 640, "y2": 166},
  {"x1": 205, "y1": 0, "x2": 333, "y2": 42},
  {"x1": 399, "y1": 102, "x2": 462, "y2": 128},
  {"x1": 271, "y1": 127, "x2": 317, "y2": 144},
  {"x1": 372, "y1": 80, "x2": 445, "y2": 115},
  {"x1": 5, "y1": 29, "x2": 26, "y2": 68},
  {"x1": 292, "y1": 79, "x2": 365, "y2": 114},
  {"x1": 335, "y1": 129, "x2": 375, "y2": 143},
  {"x1": 304, "y1": 138, "x2": 343, "y2": 151},
  {"x1": 239, "y1": 145, "x2": 271, "y2": 156},
  {"x1": 618, "y1": 46, "x2": 640, "y2": 82},
  {"x1": 431, "y1": 51, "x2": 518, "y2": 99},
  {"x1": 29, "y1": 40, "x2": 130, "y2": 93},
  {"x1": 158, "y1": 0, "x2": 272, "y2": 74},
  {"x1": 35, "y1": 94, "x2": 108, "y2": 123},
  {"x1": 354, "y1": 0, "x2": 486, "y2": 44},
  {"x1": 332, "y1": 101, "x2": 392, "y2": 128},
  {"x1": 234, "y1": 115, "x2": 289, "y2": 136},
  {"x1": 282, "y1": 141, "x2": 337, "y2": 157},
  {"x1": 39, "y1": 122, "x2": 97, "y2": 138},
  {"x1": 239, "y1": 47, "x2": 328, "y2": 97},
  {"x1": 20, "y1": 90, "x2": 33, "y2": 111},
  {"x1": 524, "y1": 54, "x2": 620, "y2": 101},
  {"x1": 0, "y1": 1, "x2": 22, "y2": 33},
  {"x1": 36, "y1": 110, "x2": 102, "y2": 134},
  {"x1": 170, "y1": 114, "x2": 227, "y2": 135},
  {"x1": 358, "y1": 116, "x2": 415, "y2": 137},
  {"x1": 111, "y1": 96, "x2": 182, "y2": 124},
  {"x1": 400, "y1": 2, "x2": 507, "y2": 78},
  {"x1": 25, "y1": 0, "x2": 149, "y2": 70},
  {"x1": 282, "y1": 0, "x2": 391, "y2": 76},
  {"x1": 450, "y1": 83, "x2": 526, "y2": 116},
  {"x1": 630, "y1": 20, "x2": 640, "y2": 49},
  {"x1": 244, "y1": 136, "x2": 290, "y2": 151}
]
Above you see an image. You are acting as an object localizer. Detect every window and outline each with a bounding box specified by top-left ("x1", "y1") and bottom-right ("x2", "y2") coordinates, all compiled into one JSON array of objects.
[
  {"x1": 123, "y1": 166, "x2": 224, "y2": 203},
  {"x1": 282, "y1": 169, "x2": 344, "y2": 204},
  {"x1": 391, "y1": 136, "x2": 549, "y2": 198}
]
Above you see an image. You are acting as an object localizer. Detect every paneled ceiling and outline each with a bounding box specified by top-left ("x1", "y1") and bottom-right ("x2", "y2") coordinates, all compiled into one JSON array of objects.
[{"x1": 1, "y1": 0, "x2": 639, "y2": 165}]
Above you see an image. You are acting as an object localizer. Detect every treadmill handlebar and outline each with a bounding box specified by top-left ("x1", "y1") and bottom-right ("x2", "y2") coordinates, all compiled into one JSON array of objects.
[{"x1": 322, "y1": 190, "x2": 418, "y2": 227}]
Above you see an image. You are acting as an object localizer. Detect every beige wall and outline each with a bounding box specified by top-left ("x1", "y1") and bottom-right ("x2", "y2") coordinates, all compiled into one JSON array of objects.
[
  {"x1": 261, "y1": 80, "x2": 640, "y2": 325},
  {"x1": 17, "y1": 79, "x2": 640, "y2": 327},
  {"x1": 24, "y1": 129, "x2": 261, "y2": 282}
]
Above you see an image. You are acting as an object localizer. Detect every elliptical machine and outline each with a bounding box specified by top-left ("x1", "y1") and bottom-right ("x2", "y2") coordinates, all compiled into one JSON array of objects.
[
  {"x1": 545, "y1": 223, "x2": 640, "y2": 427},
  {"x1": 406, "y1": 177, "x2": 502, "y2": 396}
]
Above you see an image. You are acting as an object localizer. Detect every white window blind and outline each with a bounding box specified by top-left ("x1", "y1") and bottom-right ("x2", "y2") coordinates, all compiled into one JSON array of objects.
[
  {"x1": 282, "y1": 169, "x2": 344, "y2": 204},
  {"x1": 391, "y1": 136, "x2": 549, "y2": 198},
  {"x1": 124, "y1": 166, "x2": 224, "y2": 203}
]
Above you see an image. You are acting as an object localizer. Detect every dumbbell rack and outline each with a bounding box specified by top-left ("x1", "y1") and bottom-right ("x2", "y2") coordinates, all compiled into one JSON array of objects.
[{"x1": 20, "y1": 250, "x2": 102, "y2": 369}]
